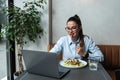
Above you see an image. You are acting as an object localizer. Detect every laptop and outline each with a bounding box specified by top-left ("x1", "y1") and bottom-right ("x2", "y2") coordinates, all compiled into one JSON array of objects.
[{"x1": 17, "y1": 50, "x2": 70, "y2": 79}]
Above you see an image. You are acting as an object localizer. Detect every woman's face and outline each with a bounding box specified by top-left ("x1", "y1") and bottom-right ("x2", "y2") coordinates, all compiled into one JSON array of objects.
[{"x1": 66, "y1": 21, "x2": 81, "y2": 39}]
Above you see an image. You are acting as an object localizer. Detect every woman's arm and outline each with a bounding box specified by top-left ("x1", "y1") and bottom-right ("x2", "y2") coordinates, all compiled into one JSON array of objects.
[{"x1": 87, "y1": 37, "x2": 104, "y2": 62}]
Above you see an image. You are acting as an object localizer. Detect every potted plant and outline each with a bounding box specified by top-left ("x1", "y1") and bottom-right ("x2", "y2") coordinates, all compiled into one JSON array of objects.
[{"x1": 0, "y1": 0, "x2": 46, "y2": 77}]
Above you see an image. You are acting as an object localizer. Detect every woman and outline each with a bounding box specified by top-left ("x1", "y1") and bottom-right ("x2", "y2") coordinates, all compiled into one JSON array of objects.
[{"x1": 50, "y1": 15, "x2": 104, "y2": 62}]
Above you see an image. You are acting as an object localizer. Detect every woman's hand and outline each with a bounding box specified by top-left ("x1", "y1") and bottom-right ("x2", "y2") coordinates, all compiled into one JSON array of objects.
[{"x1": 76, "y1": 46, "x2": 86, "y2": 57}]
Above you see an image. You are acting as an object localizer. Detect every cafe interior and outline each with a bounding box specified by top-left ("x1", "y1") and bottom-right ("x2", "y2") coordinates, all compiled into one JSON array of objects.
[{"x1": 0, "y1": 0, "x2": 120, "y2": 80}]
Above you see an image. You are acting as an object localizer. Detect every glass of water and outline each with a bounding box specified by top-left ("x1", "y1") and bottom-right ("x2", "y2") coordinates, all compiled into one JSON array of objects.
[{"x1": 88, "y1": 57, "x2": 98, "y2": 71}]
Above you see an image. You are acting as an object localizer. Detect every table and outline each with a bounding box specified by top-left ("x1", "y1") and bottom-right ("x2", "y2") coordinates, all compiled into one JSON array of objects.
[{"x1": 15, "y1": 63, "x2": 112, "y2": 80}]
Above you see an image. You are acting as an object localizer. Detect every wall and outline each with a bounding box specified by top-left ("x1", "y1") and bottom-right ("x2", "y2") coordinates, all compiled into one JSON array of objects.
[
  {"x1": 14, "y1": 0, "x2": 49, "y2": 51},
  {"x1": 52, "y1": 0, "x2": 120, "y2": 45}
]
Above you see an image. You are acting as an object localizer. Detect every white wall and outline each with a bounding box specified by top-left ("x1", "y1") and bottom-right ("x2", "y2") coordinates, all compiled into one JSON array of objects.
[
  {"x1": 52, "y1": 0, "x2": 120, "y2": 45},
  {"x1": 14, "y1": 0, "x2": 49, "y2": 51}
]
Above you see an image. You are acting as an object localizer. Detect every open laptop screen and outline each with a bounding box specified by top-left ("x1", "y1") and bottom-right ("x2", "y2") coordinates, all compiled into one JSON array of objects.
[{"x1": 22, "y1": 50, "x2": 70, "y2": 78}]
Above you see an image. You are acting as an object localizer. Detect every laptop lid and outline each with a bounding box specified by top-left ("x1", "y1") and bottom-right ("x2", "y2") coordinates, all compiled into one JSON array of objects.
[{"x1": 22, "y1": 50, "x2": 70, "y2": 78}]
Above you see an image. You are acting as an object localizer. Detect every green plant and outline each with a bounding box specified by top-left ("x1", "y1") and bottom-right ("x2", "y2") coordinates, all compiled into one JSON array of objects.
[
  {"x1": 1, "y1": 0, "x2": 46, "y2": 44},
  {"x1": 0, "y1": 0, "x2": 46, "y2": 75}
]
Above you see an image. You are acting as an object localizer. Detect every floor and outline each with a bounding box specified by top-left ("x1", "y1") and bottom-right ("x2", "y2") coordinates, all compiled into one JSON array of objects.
[{"x1": 0, "y1": 39, "x2": 7, "y2": 80}]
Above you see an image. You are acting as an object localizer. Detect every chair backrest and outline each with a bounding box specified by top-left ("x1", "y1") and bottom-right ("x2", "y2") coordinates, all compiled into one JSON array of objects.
[{"x1": 98, "y1": 45, "x2": 120, "y2": 69}]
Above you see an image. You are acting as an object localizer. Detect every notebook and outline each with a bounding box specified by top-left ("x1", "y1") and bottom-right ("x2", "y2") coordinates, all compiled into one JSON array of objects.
[{"x1": 20, "y1": 50, "x2": 70, "y2": 79}]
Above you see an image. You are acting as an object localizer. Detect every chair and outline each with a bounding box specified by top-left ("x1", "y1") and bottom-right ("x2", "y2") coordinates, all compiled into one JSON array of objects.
[{"x1": 115, "y1": 69, "x2": 120, "y2": 80}]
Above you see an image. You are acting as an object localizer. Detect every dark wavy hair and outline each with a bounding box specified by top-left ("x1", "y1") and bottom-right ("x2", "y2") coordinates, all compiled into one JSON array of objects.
[{"x1": 67, "y1": 14, "x2": 84, "y2": 47}]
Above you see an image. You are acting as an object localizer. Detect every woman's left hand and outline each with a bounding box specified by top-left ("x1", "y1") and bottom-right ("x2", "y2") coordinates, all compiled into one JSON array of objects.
[{"x1": 76, "y1": 46, "x2": 86, "y2": 57}]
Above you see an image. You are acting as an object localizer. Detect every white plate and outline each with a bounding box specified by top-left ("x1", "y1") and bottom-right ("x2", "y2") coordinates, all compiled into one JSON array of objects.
[{"x1": 59, "y1": 59, "x2": 87, "y2": 68}]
